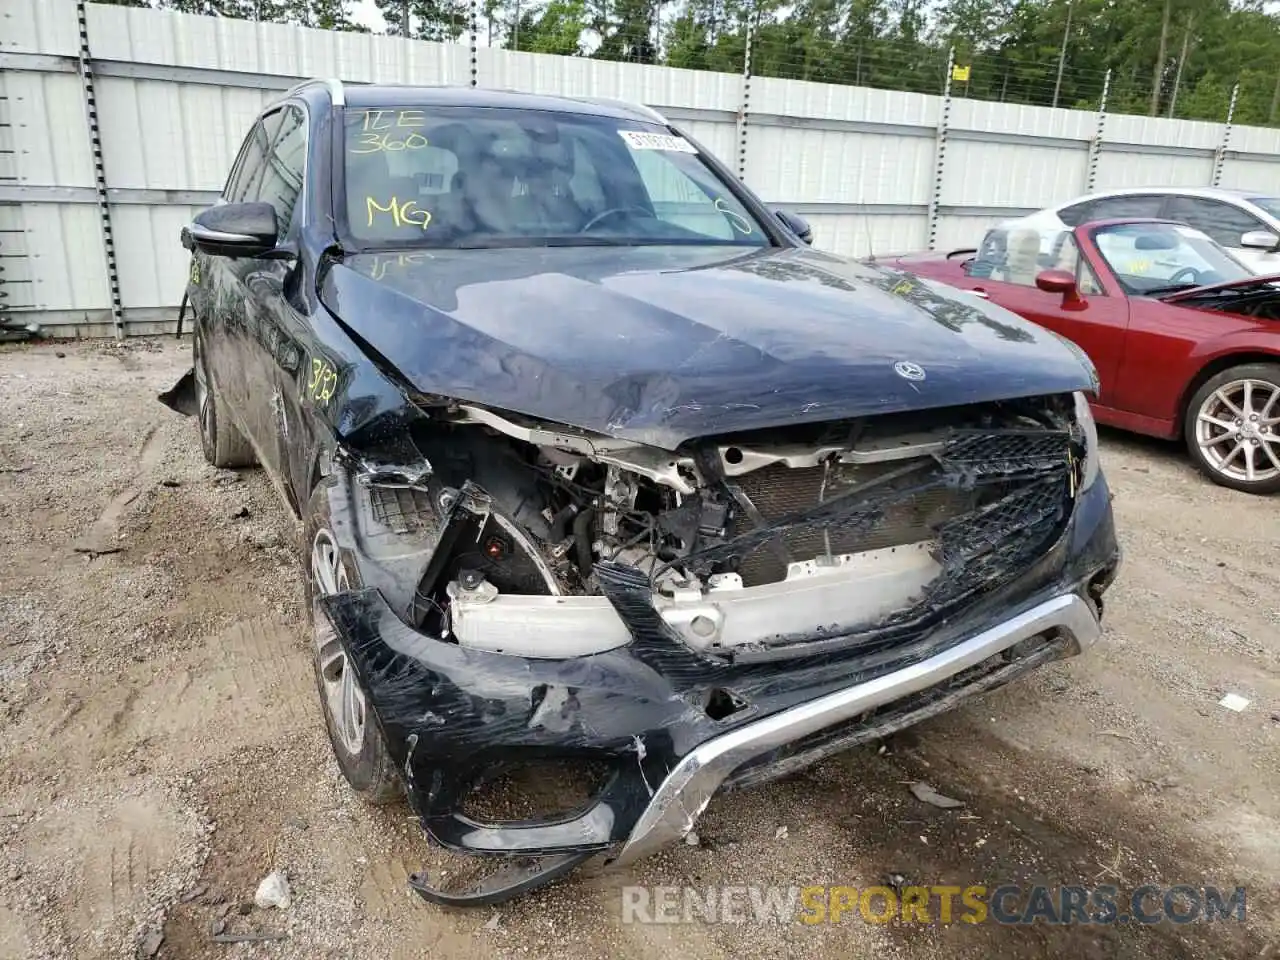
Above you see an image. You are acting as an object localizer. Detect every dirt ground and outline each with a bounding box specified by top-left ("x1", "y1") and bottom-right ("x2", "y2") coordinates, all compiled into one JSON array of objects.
[{"x1": 0, "y1": 338, "x2": 1276, "y2": 960}]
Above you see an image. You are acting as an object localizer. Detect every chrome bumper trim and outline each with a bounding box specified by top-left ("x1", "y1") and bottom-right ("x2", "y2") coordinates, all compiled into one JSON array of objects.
[{"x1": 612, "y1": 592, "x2": 1101, "y2": 866}]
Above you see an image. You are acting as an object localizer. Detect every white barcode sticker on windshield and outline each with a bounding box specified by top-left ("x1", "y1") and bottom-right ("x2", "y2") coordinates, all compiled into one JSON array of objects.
[{"x1": 618, "y1": 130, "x2": 698, "y2": 153}]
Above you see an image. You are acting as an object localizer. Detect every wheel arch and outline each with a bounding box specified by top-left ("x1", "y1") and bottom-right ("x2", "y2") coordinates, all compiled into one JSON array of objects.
[{"x1": 1176, "y1": 350, "x2": 1280, "y2": 432}]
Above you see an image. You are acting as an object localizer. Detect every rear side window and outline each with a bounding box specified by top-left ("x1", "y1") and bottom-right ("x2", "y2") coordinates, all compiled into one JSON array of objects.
[
  {"x1": 1163, "y1": 196, "x2": 1264, "y2": 248},
  {"x1": 1086, "y1": 195, "x2": 1165, "y2": 220},
  {"x1": 1058, "y1": 201, "x2": 1094, "y2": 227}
]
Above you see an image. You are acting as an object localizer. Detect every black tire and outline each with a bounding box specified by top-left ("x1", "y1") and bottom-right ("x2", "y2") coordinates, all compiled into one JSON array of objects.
[
  {"x1": 194, "y1": 327, "x2": 256, "y2": 469},
  {"x1": 303, "y1": 484, "x2": 401, "y2": 804},
  {"x1": 1184, "y1": 362, "x2": 1280, "y2": 495}
]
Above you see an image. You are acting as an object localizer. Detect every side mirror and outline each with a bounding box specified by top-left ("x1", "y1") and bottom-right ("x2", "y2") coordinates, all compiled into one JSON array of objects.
[
  {"x1": 181, "y1": 202, "x2": 280, "y2": 258},
  {"x1": 774, "y1": 209, "x2": 813, "y2": 245},
  {"x1": 1035, "y1": 268, "x2": 1087, "y2": 310},
  {"x1": 1239, "y1": 229, "x2": 1280, "y2": 252}
]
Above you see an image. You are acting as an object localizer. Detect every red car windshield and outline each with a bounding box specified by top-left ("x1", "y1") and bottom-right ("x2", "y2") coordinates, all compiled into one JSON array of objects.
[{"x1": 1092, "y1": 223, "x2": 1252, "y2": 295}]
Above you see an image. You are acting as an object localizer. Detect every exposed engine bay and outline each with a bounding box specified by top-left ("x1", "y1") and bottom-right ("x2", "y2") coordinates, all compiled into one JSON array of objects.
[
  {"x1": 307, "y1": 385, "x2": 1117, "y2": 907},
  {"x1": 1165, "y1": 281, "x2": 1280, "y2": 321},
  {"x1": 349, "y1": 393, "x2": 1089, "y2": 663}
]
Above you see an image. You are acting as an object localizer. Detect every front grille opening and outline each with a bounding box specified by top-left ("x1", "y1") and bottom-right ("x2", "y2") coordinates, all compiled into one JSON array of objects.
[
  {"x1": 459, "y1": 759, "x2": 612, "y2": 823},
  {"x1": 730, "y1": 460, "x2": 975, "y2": 587},
  {"x1": 711, "y1": 420, "x2": 1076, "y2": 628}
]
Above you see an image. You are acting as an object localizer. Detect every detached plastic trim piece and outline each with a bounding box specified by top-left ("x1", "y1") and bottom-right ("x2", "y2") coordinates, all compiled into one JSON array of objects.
[{"x1": 408, "y1": 851, "x2": 597, "y2": 907}]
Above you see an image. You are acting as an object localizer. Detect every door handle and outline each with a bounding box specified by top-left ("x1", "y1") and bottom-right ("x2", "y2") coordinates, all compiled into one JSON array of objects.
[{"x1": 970, "y1": 288, "x2": 989, "y2": 299}]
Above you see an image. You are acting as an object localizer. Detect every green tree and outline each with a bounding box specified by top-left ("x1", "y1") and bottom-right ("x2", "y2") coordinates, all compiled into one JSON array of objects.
[
  {"x1": 509, "y1": 0, "x2": 589, "y2": 53},
  {"x1": 374, "y1": 0, "x2": 471, "y2": 40},
  {"x1": 587, "y1": 0, "x2": 665, "y2": 63},
  {"x1": 158, "y1": 0, "x2": 363, "y2": 23}
]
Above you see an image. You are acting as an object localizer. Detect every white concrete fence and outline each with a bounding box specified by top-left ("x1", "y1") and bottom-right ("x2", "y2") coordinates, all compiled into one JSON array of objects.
[{"x1": 2, "y1": 0, "x2": 1279, "y2": 337}]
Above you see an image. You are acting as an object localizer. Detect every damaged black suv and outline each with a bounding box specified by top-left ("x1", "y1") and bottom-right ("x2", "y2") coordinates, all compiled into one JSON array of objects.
[{"x1": 166, "y1": 79, "x2": 1120, "y2": 906}]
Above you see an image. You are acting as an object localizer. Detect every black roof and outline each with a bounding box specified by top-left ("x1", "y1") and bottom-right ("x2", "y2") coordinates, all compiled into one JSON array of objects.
[{"x1": 288, "y1": 81, "x2": 663, "y2": 125}]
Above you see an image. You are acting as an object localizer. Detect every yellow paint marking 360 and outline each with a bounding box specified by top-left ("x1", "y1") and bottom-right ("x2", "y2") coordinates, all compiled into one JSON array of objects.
[{"x1": 350, "y1": 131, "x2": 431, "y2": 154}]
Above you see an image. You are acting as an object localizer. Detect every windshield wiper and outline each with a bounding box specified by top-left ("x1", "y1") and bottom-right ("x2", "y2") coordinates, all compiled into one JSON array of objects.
[
  {"x1": 451, "y1": 235, "x2": 639, "y2": 249},
  {"x1": 1141, "y1": 281, "x2": 1201, "y2": 296},
  {"x1": 447, "y1": 235, "x2": 747, "y2": 250}
]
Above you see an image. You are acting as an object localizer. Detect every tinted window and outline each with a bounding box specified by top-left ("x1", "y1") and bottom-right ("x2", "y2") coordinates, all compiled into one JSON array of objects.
[
  {"x1": 341, "y1": 105, "x2": 769, "y2": 249},
  {"x1": 224, "y1": 122, "x2": 268, "y2": 202},
  {"x1": 1087, "y1": 195, "x2": 1166, "y2": 220},
  {"x1": 1247, "y1": 197, "x2": 1280, "y2": 219},
  {"x1": 1163, "y1": 196, "x2": 1264, "y2": 247},
  {"x1": 253, "y1": 106, "x2": 307, "y2": 232},
  {"x1": 1058, "y1": 201, "x2": 1094, "y2": 227},
  {"x1": 1092, "y1": 222, "x2": 1251, "y2": 294}
]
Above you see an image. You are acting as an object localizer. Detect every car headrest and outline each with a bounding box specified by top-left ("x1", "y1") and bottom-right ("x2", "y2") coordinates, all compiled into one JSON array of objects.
[{"x1": 1134, "y1": 232, "x2": 1178, "y2": 251}]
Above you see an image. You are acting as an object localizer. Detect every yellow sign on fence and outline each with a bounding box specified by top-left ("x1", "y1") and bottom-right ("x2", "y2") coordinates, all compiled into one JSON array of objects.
[{"x1": 952, "y1": 64, "x2": 971, "y2": 82}]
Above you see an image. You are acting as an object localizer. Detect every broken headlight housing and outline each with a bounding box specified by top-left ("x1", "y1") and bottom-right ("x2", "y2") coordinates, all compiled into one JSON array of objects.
[{"x1": 1074, "y1": 391, "x2": 1100, "y2": 491}]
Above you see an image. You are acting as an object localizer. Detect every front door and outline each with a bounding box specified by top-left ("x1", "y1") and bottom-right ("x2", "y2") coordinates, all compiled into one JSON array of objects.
[
  {"x1": 957, "y1": 228, "x2": 1130, "y2": 405},
  {"x1": 234, "y1": 104, "x2": 312, "y2": 511}
]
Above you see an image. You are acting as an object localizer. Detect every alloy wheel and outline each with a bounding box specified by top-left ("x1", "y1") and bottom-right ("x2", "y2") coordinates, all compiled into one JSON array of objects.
[
  {"x1": 1194, "y1": 378, "x2": 1280, "y2": 484},
  {"x1": 311, "y1": 530, "x2": 367, "y2": 754}
]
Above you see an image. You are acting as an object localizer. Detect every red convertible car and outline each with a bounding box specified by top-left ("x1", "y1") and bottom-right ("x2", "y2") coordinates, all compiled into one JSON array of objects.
[{"x1": 895, "y1": 219, "x2": 1280, "y2": 495}]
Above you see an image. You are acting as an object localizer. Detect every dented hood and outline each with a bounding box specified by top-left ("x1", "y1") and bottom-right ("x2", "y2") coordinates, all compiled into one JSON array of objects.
[{"x1": 320, "y1": 245, "x2": 1093, "y2": 448}]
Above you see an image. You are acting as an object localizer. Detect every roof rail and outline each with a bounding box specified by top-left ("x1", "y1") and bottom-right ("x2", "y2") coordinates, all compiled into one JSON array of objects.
[
  {"x1": 282, "y1": 78, "x2": 345, "y2": 107},
  {"x1": 575, "y1": 97, "x2": 668, "y2": 125}
]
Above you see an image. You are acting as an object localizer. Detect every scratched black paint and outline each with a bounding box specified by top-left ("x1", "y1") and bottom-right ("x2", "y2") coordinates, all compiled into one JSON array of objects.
[
  {"x1": 320, "y1": 244, "x2": 1096, "y2": 449},
  {"x1": 162, "y1": 83, "x2": 1117, "y2": 907}
]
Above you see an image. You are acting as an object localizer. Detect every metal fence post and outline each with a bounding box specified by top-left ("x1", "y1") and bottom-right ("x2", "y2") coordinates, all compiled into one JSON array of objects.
[
  {"x1": 1085, "y1": 68, "x2": 1110, "y2": 193},
  {"x1": 735, "y1": 13, "x2": 755, "y2": 181},
  {"x1": 926, "y1": 47, "x2": 954, "y2": 252},
  {"x1": 74, "y1": 0, "x2": 125, "y2": 339},
  {"x1": 469, "y1": 0, "x2": 478, "y2": 87},
  {"x1": 1212, "y1": 81, "x2": 1239, "y2": 188}
]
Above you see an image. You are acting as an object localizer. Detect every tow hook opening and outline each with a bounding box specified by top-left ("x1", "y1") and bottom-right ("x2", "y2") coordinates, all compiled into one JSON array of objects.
[
  {"x1": 459, "y1": 759, "x2": 614, "y2": 823},
  {"x1": 704, "y1": 687, "x2": 749, "y2": 721}
]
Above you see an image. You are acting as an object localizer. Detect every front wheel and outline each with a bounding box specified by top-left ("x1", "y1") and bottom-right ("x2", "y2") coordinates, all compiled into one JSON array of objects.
[
  {"x1": 304, "y1": 486, "x2": 401, "y2": 803},
  {"x1": 1184, "y1": 363, "x2": 1280, "y2": 495},
  {"x1": 193, "y1": 327, "x2": 256, "y2": 469}
]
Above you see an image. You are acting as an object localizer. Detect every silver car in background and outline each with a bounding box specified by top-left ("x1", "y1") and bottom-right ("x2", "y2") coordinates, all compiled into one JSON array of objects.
[{"x1": 999, "y1": 187, "x2": 1280, "y2": 274}]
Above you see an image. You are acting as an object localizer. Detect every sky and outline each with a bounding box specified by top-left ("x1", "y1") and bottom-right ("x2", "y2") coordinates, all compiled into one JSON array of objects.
[{"x1": 351, "y1": 0, "x2": 387, "y2": 32}]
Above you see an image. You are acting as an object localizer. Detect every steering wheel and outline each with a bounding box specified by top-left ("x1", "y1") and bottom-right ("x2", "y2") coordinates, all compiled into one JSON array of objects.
[
  {"x1": 579, "y1": 205, "x2": 654, "y2": 233},
  {"x1": 1169, "y1": 266, "x2": 1203, "y2": 286}
]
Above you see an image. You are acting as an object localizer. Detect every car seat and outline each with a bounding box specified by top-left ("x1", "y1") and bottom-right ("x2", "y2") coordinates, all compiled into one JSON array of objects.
[{"x1": 1001, "y1": 229, "x2": 1042, "y2": 286}]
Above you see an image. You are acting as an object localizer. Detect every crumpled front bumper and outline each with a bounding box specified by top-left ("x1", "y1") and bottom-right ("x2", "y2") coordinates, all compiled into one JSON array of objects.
[{"x1": 320, "y1": 476, "x2": 1119, "y2": 906}]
